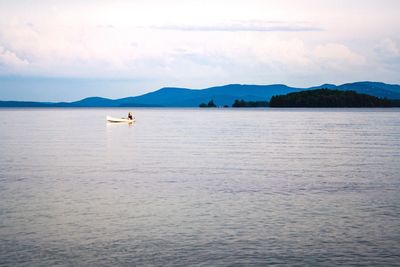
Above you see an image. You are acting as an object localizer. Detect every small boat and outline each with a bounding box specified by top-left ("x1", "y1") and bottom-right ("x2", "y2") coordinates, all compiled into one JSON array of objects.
[{"x1": 106, "y1": 116, "x2": 135, "y2": 123}]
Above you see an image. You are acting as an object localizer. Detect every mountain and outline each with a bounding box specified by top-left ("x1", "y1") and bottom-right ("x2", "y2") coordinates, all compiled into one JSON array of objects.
[
  {"x1": 0, "y1": 101, "x2": 52, "y2": 107},
  {"x1": 307, "y1": 83, "x2": 337, "y2": 90},
  {"x1": 336, "y1": 82, "x2": 400, "y2": 99},
  {"x1": 121, "y1": 84, "x2": 299, "y2": 107},
  {"x1": 1, "y1": 81, "x2": 399, "y2": 107}
]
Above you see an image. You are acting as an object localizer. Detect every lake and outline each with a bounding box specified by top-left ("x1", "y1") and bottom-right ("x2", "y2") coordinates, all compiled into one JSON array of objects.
[{"x1": 1, "y1": 108, "x2": 400, "y2": 266}]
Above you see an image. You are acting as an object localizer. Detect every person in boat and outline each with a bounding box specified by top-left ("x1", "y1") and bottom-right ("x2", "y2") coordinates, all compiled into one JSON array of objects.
[{"x1": 128, "y1": 112, "x2": 133, "y2": 120}]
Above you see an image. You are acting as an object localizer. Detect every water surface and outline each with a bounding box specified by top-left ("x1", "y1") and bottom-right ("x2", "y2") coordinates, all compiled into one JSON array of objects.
[{"x1": 1, "y1": 108, "x2": 400, "y2": 266}]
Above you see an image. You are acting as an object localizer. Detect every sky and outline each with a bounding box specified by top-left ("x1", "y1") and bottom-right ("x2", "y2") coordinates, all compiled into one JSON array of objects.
[{"x1": 0, "y1": 0, "x2": 399, "y2": 101}]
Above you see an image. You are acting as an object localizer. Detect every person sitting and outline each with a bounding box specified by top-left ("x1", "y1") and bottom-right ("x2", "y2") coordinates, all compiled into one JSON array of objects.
[{"x1": 128, "y1": 112, "x2": 133, "y2": 120}]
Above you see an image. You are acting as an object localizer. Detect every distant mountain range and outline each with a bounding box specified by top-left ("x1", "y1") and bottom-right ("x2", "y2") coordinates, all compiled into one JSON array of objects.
[{"x1": 1, "y1": 81, "x2": 400, "y2": 107}]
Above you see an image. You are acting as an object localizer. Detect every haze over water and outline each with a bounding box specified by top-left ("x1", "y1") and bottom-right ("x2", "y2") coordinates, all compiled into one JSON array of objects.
[{"x1": 1, "y1": 108, "x2": 400, "y2": 266}]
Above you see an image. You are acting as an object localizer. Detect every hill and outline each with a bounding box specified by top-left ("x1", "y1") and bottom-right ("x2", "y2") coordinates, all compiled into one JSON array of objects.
[
  {"x1": 122, "y1": 84, "x2": 298, "y2": 107},
  {"x1": 269, "y1": 89, "x2": 392, "y2": 107},
  {"x1": 1, "y1": 82, "x2": 399, "y2": 107}
]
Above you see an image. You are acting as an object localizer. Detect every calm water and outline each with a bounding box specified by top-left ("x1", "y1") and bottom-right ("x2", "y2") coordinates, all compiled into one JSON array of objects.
[{"x1": 1, "y1": 108, "x2": 400, "y2": 266}]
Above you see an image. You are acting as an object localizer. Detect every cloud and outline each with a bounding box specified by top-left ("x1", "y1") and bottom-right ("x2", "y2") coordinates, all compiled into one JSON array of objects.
[
  {"x1": 0, "y1": 14, "x2": 390, "y2": 89},
  {"x1": 0, "y1": 20, "x2": 367, "y2": 84},
  {"x1": 314, "y1": 43, "x2": 366, "y2": 66},
  {"x1": 151, "y1": 20, "x2": 323, "y2": 32},
  {"x1": 96, "y1": 24, "x2": 115, "y2": 29},
  {"x1": 374, "y1": 38, "x2": 400, "y2": 64},
  {"x1": 0, "y1": 45, "x2": 29, "y2": 70}
]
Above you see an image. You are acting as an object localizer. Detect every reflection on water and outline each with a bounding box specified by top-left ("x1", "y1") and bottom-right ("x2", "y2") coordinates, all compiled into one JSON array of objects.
[
  {"x1": 106, "y1": 122, "x2": 134, "y2": 127},
  {"x1": 0, "y1": 108, "x2": 400, "y2": 266}
]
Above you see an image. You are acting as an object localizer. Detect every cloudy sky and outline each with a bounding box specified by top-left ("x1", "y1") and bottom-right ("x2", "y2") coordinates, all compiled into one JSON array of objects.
[{"x1": 0, "y1": 0, "x2": 399, "y2": 101}]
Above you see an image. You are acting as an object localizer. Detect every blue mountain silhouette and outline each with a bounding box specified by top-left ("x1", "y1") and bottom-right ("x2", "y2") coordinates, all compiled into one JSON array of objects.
[{"x1": 1, "y1": 81, "x2": 399, "y2": 107}]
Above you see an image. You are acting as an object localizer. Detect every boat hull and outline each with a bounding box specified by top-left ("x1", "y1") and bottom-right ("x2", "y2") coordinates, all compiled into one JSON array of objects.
[{"x1": 106, "y1": 116, "x2": 135, "y2": 123}]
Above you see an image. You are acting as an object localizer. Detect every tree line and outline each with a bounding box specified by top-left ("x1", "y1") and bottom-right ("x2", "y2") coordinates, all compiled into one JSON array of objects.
[
  {"x1": 199, "y1": 89, "x2": 400, "y2": 108},
  {"x1": 269, "y1": 89, "x2": 392, "y2": 107},
  {"x1": 199, "y1": 99, "x2": 269, "y2": 108}
]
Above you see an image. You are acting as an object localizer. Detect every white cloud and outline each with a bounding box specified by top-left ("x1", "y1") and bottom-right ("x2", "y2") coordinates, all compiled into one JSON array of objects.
[
  {"x1": 374, "y1": 38, "x2": 400, "y2": 64},
  {"x1": 0, "y1": 45, "x2": 29, "y2": 70},
  {"x1": 0, "y1": 21, "x2": 369, "y2": 83},
  {"x1": 314, "y1": 43, "x2": 366, "y2": 66},
  {"x1": 0, "y1": 0, "x2": 399, "y2": 90},
  {"x1": 151, "y1": 20, "x2": 323, "y2": 32}
]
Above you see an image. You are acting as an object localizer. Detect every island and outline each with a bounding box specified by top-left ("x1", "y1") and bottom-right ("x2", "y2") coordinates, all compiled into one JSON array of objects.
[
  {"x1": 199, "y1": 100, "x2": 217, "y2": 108},
  {"x1": 269, "y1": 89, "x2": 393, "y2": 108},
  {"x1": 232, "y1": 99, "x2": 269, "y2": 107}
]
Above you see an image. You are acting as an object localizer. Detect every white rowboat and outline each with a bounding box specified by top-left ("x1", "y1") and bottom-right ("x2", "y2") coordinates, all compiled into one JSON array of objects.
[{"x1": 106, "y1": 116, "x2": 135, "y2": 123}]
